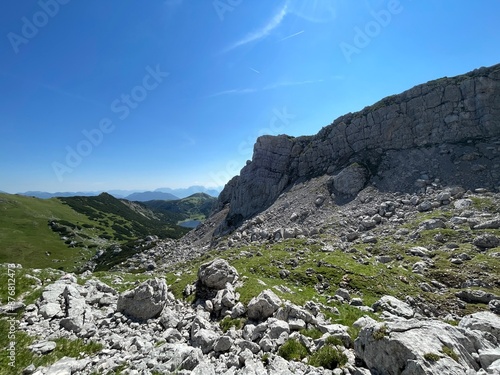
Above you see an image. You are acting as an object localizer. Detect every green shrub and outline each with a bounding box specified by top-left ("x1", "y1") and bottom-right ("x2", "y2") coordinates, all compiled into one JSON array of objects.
[
  {"x1": 309, "y1": 345, "x2": 348, "y2": 369},
  {"x1": 424, "y1": 352, "x2": 441, "y2": 362},
  {"x1": 278, "y1": 339, "x2": 309, "y2": 361},
  {"x1": 220, "y1": 317, "x2": 245, "y2": 333},
  {"x1": 442, "y1": 345, "x2": 459, "y2": 362},
  {"x1": 325, "y1": 336, "x2": 343, "y2": 346},
  {"x1": 372, "y1": 324, "x2": 387, "y2": 340}
]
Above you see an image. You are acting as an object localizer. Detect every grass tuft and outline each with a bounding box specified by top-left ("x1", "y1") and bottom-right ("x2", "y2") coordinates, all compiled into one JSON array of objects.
[
  {"x1": 309, "y1": 345, "x2": 348, "y2": 369},
  {"x1": 278, "y1": 339, "x2": 309, "y2": 361}
]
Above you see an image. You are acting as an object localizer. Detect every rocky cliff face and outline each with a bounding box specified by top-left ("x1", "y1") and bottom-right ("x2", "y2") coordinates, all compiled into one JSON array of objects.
[{"x1": 217, "y1": 64, "x2": 500, "y2": 232}]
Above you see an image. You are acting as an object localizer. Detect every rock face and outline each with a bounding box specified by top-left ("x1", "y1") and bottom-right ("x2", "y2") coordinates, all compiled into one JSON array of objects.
[
  {"x1": 116, "y1": 278, "x2": 167, "y2": 320},
  {"x1": 216, "y1": 63, "x2": 500, "y2": 230}
]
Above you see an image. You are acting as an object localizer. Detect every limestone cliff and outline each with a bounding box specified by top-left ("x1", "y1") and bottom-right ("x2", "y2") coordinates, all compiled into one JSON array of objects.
[{"x1": 216, "y1": 63, "x2": 500, "y2": 232}]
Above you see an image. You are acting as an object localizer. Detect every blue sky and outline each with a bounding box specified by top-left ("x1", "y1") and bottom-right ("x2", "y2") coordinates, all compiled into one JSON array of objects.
[{"x1": 1, "y1": 0, "x2": 499, "y2": 194}]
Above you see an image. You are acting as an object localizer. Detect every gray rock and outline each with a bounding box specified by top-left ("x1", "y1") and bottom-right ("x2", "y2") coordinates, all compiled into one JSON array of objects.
[
  {"x1": 192, "y1": 362, "x2": 216, "y2": 375},
  {"x1": 267, "y1": 319, "x2": 290, "y2": 339},
  {"x1": 214, "y1": 335, "x2": 233, "y2": 352},
  {"x1": 473, "y1": 218, "x2": 500, "y2": 230},
  {"x1": 478, "y1": 348, "x2": 500, "y2": 370},
  {"x1": 456, "y1": 289, "x2": 498, "y2": 304},
  {"x1": 39, "y1": 303, "x2": 63, "y2": 319},
  {"x1": 372, "y1": 295, "x2": 414, "y2": 319},
  {"x1": 332, "y1": 163, "x2": 368, "y2": 196},
  {"x1": 231, "y1": 302, "x2": 247, "y2": 318},
  {"x1": 116, "y1": 278, "x2": 167, "y2": 321},
  {"x1": 163, "y1": 344, "x2": 204, "y2": 371},
  {"x1": 198, "y1": 259, "x2": 239, "y2": 290},
  {"x1": 22, "y1": 364, "x2": 36, "y2": 375},
  {"x1": 417, "y1": 200, "x2": 433, "y2": 212},
  {"x1": 335, "y1": 288, "x2": 351, "y2": 302},
  {"x1": 164, "y1": 328, "x2": 183, "y2": 343},
  {"x1": 247, "y1": 289, "x2": 282, "y2": 321},
  {"x1": 29, "y1": 340, "x2": 56, "y2": 354},
  {"x1": 459, "y1": 311, "x2": 500, "y2": 342},
  {"x1": 473, "y1": 233, "x2": 500, "y2": 249},
  {"x1": 355, "y1": 318, "x2": 497, "y2": 375},
  {"x1": 454, "y1": 199, "x2": 473, "y2": 209},
  {"x1": 377, "y1": 255, "x2": 393, "y2": 264},
  {"x1": 44, "y1": 357, "x2": 89, "y2": 375},
  {"x1": 407, "y1": 246, "x2": 429, "y2": 257},
  {"x1": 160, "y1": 306, "x2": 181, "y2": 329},
  {"x1": 419, "y1": 218, "x2": 446, "y2": 230},
  {"x1": 489, "y1": 299, "x2": 500, "y2": 314},
  {"x1": 192, "y1": 329, "x2": 219, "y2": 354}
]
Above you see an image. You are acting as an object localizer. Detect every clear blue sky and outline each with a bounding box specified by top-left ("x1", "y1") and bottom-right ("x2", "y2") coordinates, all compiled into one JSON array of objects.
[{"x1": 1, "y1": 0, "x2": 499, "y2": 193}]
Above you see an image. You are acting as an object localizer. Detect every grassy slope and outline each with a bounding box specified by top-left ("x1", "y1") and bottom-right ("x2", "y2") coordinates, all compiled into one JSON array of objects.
[
  {"x1": 0, "y1": 192, "x2": 190, "y2": 272},
  {"x1": 162, "y1": 197, "x2": 499, "y2": 319},
  {"x1": 59, "y1": 193, "x2": 189, "y2": 240},
  {"x1": 0, "y1": 193, "x2": 98, "y2": 271}
]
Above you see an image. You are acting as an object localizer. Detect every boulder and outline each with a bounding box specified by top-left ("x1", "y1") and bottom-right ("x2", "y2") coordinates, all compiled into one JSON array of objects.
[
  {"x1": 116, "y1": 278, "x2": 167, "y2": 321},
  {"x1": 459, "y1": 311, "x2": 500, "y2": 342},
  {"x1": 355, "y1": 318, "x2": 498, "y2": 374},
  {"x1": 247, "y1": 289, "x2": 282, "y2": 321},
  {"x1": 191, "y1": 329, "x2": 219, "y2": 354},
  {"x1": 331, "y1": 163, "x2": 368, "y2": 196},
  {"x1": 473, "y1": 234, "x2": 500, "y2": 249},
  {"x1": 372, "y1": 295, "x2": 414, "y2": 319},
  {"x1": 198, "y1": 259, "x2": 238, "y2": 290},
  {"x1": 456, "y1": 290, "x2": 498, "y2": 304}
]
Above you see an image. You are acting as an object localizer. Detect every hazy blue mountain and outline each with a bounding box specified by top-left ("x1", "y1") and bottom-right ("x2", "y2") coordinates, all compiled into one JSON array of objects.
[
  {"x1": 17, "y1": 186, "x2": 220, "y2": 199},
  {"x1": 155, "y1": 185, "x2": 221, "y2": 198},
  {"x1": 19, "y1": 191, "x2": 103, "y2": 199},
  {"x1": 125, "y1": 191, "x2": 178, "y2": 202}
]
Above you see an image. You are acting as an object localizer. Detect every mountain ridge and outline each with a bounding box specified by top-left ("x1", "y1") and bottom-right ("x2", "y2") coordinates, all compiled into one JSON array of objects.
[
  {"x1": 15, "y1": 185, "x2": 221, "y2": 200},
  {"x1": 215, "y1": 63, "x2": 500, "y2": 233}
]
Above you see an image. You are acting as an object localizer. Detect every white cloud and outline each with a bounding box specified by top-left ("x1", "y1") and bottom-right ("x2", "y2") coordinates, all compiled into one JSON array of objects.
[{"x1": 224, "y1": 3, "x2": 288, "y2": 52}]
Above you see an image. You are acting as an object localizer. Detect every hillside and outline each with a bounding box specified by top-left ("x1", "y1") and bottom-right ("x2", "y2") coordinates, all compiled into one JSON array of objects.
[
  {"x1": 58, "y1": 193, "x2": 190, "y2": 240},
  {"x1": 0, "y1": 192, "x2": 190, "y2": 271},
  {"x1": 0, "y1": 193, "x2": 100, "y2": 271}
]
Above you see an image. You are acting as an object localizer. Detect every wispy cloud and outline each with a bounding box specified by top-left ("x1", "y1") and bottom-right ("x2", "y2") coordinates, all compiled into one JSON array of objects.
[
  {"x1": 224, "y1": 3, "x2": 288, "y2": 52},
  {"x1": 262, "y1": 79, "x2": 324, "y2": 90},
  {"x1": 207, "y1": 88, "x2": 257, "y2": 98},
  {"x1": 278, "y1": 30, "x2": 305, "y2": 42},
  {"x1": 208, "y1": 78, "x2": 328, "y2": 98},
  {"x1": 249, "y1": 67, "x2": 260, "y2": 74}
]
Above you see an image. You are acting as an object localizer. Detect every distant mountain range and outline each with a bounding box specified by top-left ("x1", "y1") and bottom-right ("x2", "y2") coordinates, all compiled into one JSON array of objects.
[
  {"x1": 124, "y1": 191, "x2": 178, "y2": 202},
  {"x1": 15, "y1": 185, "x2": 221, "y2": 200}
]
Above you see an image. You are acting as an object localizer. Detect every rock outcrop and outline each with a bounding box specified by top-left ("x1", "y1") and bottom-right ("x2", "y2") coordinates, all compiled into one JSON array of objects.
[{"x1": 216, "y1": 63, "x2": 500, "y2": 231}]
